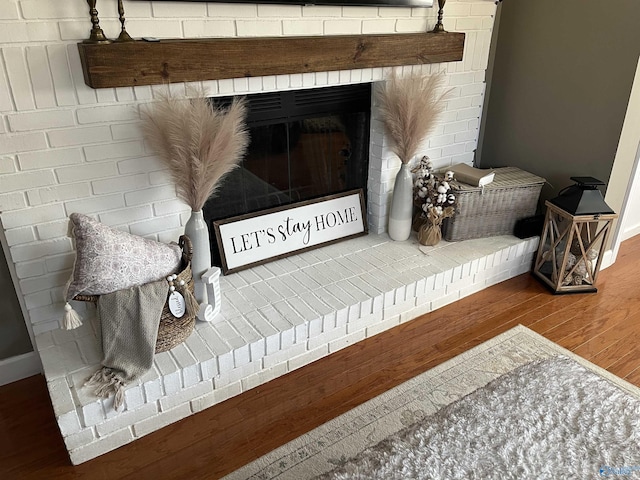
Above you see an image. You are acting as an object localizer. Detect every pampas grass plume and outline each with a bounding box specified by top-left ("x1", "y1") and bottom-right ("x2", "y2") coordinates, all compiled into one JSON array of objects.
[
  {"x1": 377, "y1": 70, "x2": 450, "y2": 165},
  {"x1": 141, "y1": 87, "x2": 249, "y2": 211}
]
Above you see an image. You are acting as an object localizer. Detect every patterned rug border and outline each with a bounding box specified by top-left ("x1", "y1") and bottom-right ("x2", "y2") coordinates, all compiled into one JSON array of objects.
[{"x1": 224, "y1": 325, "x2": 640, "y2": 479}]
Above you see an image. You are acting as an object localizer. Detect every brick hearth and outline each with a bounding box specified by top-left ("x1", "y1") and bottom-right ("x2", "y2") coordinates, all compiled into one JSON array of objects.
[{"x1": 35, "y1": 233, "x2": 538, "y2": 464}]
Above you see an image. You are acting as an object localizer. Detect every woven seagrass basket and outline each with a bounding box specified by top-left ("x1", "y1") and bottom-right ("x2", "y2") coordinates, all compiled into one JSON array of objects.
[
  {"x1": 443, "y1": 167, "x2": 545, "y2": 242},
  {"x1": 74, "y1": 235, "x2": 196, "y2": 353}
]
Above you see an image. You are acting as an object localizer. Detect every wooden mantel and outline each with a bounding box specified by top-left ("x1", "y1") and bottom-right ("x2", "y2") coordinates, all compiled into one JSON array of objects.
[{"x1": 77, "y1": 32, "x2": 465, "y2": 89}]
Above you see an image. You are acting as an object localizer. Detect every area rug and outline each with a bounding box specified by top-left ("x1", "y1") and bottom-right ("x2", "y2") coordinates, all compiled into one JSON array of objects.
[{"x1": 223, "y1": 326, "x2": 640, "y2": 479}]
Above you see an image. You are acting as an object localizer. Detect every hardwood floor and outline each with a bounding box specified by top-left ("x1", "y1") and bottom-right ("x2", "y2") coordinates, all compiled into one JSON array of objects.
[{"x1": 2, "y1": 235, "x2": 639, "y2": 479}]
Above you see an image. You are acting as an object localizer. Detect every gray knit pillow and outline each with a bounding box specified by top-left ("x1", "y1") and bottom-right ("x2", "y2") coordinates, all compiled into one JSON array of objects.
[{"x1": 66, "y1": 213, "x2": 182, "y2": 300}]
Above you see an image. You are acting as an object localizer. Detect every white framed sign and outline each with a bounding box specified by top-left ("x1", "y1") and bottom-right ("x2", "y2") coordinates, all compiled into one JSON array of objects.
[{"x1": 213, "y1": 189, "x2": 368, "y2": 274}]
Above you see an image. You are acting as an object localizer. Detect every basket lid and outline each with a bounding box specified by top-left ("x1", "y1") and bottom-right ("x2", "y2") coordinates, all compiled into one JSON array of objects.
[{"x1": 452, "y1": 167, "x2": 545, "y2": 192}]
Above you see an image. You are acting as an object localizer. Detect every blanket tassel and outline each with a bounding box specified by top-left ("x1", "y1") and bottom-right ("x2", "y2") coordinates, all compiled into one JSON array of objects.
[
  {"x1": 63, "y1": 302, "x2": 83, "y2": 330},
  {"x1": 85, "y1": 368, "x2": 126, "y2": 410}
]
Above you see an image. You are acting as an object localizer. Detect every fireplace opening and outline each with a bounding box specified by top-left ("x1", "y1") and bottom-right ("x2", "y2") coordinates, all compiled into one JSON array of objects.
[{"x1": 204, "y1": 83, "x2": 372, "y2": 265}]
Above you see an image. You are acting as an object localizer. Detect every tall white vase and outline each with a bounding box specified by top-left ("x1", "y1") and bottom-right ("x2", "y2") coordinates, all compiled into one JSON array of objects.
[
  {"x1": 184, "y1": 210, "x2": 211, "y2": 304},
  {"x1": 388, "y1": 163, "x2": 413, "y2": 241}
]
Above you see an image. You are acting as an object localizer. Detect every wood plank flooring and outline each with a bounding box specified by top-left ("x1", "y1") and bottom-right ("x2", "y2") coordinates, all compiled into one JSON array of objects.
[{"x1": 1, "y1": 235, "x2": 639, "y2": 479}]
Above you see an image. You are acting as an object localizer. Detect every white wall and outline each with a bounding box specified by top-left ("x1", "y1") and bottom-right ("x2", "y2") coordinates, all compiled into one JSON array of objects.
[
  {"x1": 607, "y1": 56, "x2": 640, "y2": 245},
  {"x1": 0, "y1": 0, "x2": 497, "y2": 341},
  {"x1": 621, "y1": 161, "x2": 640, "y2": 240}
]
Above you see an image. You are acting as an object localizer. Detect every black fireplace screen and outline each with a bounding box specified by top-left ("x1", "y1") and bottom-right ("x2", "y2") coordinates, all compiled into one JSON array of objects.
[{"x1": 204, "y1": 83, "x2": 371, "y2": 265}]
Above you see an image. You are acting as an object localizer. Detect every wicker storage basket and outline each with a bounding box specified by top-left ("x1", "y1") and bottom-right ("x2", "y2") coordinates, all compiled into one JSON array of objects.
[
  {"x1": 74, "y1": 235, "x2": 196, "y2": 353},
  {"x1": 443, "y1": 167, "x2": 545, "y2": 241}
]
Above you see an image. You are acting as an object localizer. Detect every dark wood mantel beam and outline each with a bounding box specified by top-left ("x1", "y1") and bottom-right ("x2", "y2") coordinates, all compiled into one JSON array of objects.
[{"x1": 77, "y1": 32, "x2": 465, "y2": 89}]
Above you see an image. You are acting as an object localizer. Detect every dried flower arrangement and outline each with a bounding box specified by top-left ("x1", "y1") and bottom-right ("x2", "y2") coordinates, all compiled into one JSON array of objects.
[
  {"x1": 412, "y1": 156, "x2": 457, "y2": 245},
  {"x1": 140, "y1": 87, "x2": 250, "y2": 211},
  {"x1": 377, "y1": 70, "x2": 449, "y2": 165},
  {"x1": 377, "y1": 69, "x2": 453, "y2": 241}
]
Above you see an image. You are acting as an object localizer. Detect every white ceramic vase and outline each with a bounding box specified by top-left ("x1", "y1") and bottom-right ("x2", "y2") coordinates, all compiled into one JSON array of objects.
[
  {"x1": 184, "y1": 210, "x2": 211, "y2": 304},
  {"x1": 388, "y1": 163, "x2": 413, "y2": 241}
]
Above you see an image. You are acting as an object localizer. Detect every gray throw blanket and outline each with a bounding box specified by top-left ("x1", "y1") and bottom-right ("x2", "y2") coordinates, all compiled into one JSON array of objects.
[{"x1": 85, "y1": 279, "x2": 168, "y2": 410}]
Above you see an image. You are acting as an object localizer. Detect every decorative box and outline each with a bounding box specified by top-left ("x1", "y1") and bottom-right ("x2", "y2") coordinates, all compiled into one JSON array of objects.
[{"x1": 443, "y1": 167, "x2": 545, "y2": 241}]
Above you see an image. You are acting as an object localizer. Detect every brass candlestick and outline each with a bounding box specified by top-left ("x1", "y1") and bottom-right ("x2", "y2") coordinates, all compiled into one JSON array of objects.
[
  {"x1": 432, "y1": 0, "x2": 447, "y2": 33},
  {"x1": 115, "y1": 0, "x2": 134, "y2": 42},
  {"x1": 83, "y1": 0, "x2": 111, "y2": 44}
]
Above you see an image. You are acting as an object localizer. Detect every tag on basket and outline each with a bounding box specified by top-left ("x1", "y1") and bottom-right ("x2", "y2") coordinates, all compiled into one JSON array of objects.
[{"x1": 168, "y1": 291, "x2": 186, "y2": 318}]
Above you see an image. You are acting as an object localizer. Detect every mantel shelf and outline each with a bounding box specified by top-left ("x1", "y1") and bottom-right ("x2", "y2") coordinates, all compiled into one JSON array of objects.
[{"x1": 77, "y1": 32, "x2": 465, "y2": 89}]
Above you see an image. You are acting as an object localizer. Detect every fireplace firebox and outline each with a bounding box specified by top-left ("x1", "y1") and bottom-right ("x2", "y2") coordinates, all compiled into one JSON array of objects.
[{"x1": 203, "y1": 83, "x2": 372, "y2": 265}]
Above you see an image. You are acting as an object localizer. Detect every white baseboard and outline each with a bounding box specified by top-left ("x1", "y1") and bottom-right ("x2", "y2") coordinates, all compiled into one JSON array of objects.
[
  {"x1": 622, "y1": 225, "x2": 640, "y2": 242},
  {"x1": 603, "y1": 227, "x2": 640, "y2": 271},
  {"x1": 600, "y1": 249, "x2": 615, "y2": 271},
  {"x1": 0, "y1": 351, "x2": 42, "y2": 386}
]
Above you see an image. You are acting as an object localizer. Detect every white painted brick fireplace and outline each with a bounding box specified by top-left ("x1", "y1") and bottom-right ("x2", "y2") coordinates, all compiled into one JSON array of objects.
[
  {"x1": 44, "y1": 233, "x2": 538, "y2": 464},
  {"x1": 0, "y1": 0, "x2": 512, "y2": 464}
]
